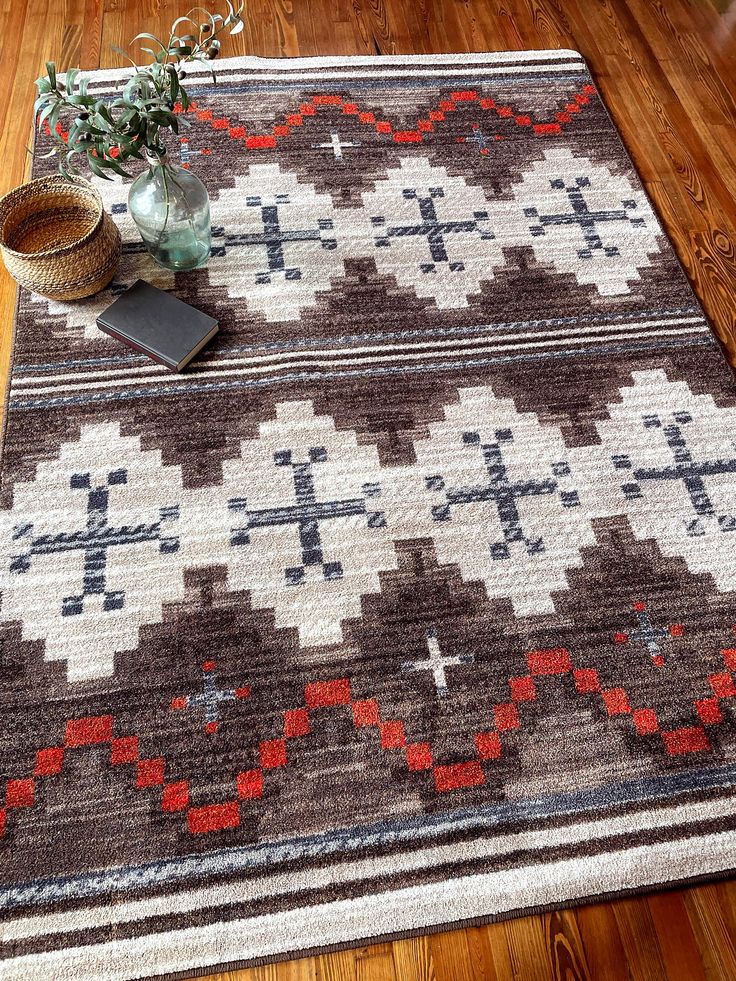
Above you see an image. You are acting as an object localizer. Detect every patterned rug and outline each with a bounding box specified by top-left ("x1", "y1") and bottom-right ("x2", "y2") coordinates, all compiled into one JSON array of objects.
[{"x1": 2, "y1": 50, "x2": 736, "y2": 980}]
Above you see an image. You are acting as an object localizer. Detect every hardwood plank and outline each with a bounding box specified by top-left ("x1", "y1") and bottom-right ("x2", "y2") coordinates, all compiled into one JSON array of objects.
[
  {"x1": 575, "y1": 902, "x2": 632, "y2": 981},
  {"x1": 611, "y1": 898, "x2": 669, "y2": 981}
]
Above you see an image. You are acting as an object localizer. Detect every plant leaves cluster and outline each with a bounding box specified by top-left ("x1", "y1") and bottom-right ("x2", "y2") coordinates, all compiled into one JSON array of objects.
[{"x1": 34, "y1": 2, "x2": 244, "y2": 179}]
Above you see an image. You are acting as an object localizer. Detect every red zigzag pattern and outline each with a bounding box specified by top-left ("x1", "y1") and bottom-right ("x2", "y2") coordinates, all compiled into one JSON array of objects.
[
  {"x1": 175, "y1": 83, "x2": 598, "y2": 150},
  {"x1": 2, "y1": 640, "x2": 735, "y2": 838}
]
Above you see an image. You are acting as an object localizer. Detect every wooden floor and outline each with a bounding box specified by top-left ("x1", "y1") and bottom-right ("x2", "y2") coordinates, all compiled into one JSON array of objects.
[{"x1": 1, "y1": 1, "x2": 736, "y2": 978}]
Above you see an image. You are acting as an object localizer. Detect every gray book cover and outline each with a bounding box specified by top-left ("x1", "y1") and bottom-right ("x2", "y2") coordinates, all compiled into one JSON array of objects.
[{"x1": 97, "y1": 279, "x2": 219, "y2": 371}]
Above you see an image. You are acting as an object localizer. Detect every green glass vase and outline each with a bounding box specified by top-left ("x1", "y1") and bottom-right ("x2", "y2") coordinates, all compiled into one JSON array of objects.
[{"x1": 127, "y1": 151, "x2": 211, "y2": 271}]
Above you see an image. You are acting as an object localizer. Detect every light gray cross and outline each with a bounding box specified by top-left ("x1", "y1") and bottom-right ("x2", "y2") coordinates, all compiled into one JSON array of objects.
[
  {"x1": 313, "y1": 131, "x2": 360, "y2": 160},
  {"x1": 401, "y1": 628, "x2": 474, "y2": 696}
]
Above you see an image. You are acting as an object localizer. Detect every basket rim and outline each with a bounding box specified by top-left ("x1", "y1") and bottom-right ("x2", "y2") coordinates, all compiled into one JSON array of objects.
[{"x1": 0, "y1": 175, "x2": 106, "y2": 260}]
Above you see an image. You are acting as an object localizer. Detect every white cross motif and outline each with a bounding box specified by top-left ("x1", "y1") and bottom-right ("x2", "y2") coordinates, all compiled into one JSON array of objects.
[
  {"x1": 401, "y1": 628, "x2": 474, "y2": 696},
  {"x1": 312, "y1": 131, "x2": 360, "y2": 160}
]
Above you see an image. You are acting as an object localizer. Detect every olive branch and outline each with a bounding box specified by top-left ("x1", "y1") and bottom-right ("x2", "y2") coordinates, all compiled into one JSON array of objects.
[{"x1": 33, "y1": 2, "x2": 244, "y2": 180}]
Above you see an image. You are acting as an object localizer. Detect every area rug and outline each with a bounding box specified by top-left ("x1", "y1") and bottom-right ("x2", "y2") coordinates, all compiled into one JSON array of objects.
[{"x1": 1, "y1": 49, "x2": 736, "y2": 980}]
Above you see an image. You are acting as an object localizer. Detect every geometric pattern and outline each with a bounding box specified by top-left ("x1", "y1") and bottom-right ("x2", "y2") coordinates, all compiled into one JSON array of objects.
[
  {"x1": 216, "y1": 400, "x2": 398, "y2": 646},
  {"x1": 4, "y1": 377, "x2": 735, "y2": 680},
  {"x1": 390, "y1": 385, "x2": 597, "y2": 615},
  {"x1": 2, "y1": 50, "x2": 736, "y2": 981},
  {"x1": 586, "y1": 369, "x2": 736, "y2": 591},
  {"x1": 512, "y1": 148, "x2": 660, "y2": 295},
  {"x1": 4, "y1": 641, "x2": 736, "y2": 842}
]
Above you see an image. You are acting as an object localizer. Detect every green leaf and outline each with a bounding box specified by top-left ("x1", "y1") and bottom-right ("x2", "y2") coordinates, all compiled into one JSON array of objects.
[
  {"x1": 131, "y1": 31, "x2": 167, "y2": 50},
  {"x1": 65, "y1": 68, "x2": 79, "y2": 94},
  {"x1": 86, "y1": 151, "x2": 112, "y2": 179},
  {"x1": 46, "y1": 61, "x2": 57, "y2": 88},
  {"x1": 179, "y1": 85, "x2": 189, "y2": 111}
]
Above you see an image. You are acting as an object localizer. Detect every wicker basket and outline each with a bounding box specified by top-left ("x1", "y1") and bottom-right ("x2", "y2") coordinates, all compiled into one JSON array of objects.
[{"x1": 0, "y1": 175, "x2": 121, "y2": 301}]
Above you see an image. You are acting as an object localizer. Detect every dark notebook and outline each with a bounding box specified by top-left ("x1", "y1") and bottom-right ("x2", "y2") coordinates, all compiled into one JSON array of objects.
[{"x1": 97, "y1": 280, "x2": 219, "y2": 372}]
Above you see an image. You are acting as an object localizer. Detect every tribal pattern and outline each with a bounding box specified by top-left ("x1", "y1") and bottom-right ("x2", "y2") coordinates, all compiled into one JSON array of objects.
[{"x1": 1, "y1": 50, "x2": 735, "y2": 981}]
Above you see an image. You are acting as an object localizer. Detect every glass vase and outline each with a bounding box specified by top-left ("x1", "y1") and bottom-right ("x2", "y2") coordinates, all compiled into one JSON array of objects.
[{"x1": 127, "y1": 151, "x2": 211, "y2": 271}]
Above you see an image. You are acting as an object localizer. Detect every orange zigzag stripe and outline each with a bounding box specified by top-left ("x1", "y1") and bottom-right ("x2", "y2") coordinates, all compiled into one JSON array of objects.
[{"x1": 2, "y1": 640, "x2": 734, "y2": 838}]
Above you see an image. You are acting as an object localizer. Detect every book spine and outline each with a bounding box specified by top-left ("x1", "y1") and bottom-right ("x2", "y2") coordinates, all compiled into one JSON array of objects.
[{"x1": 96, "y1": 322, "x2": 176, "y2": 371}]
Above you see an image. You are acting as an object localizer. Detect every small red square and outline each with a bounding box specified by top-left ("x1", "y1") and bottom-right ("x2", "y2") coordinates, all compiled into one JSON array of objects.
[
  {"x1": 696, "y1": 698, "x2": 723, "y2": 725},
  {"x1": 161, "y1": 781, "x2": 189, "y2": 812},
  {"x1": 406, "y1": 743, "x2": 433, "y2": 771},
  {"x1": 493, "y1": 703, "x2": 520, "y2": 731},
  {"x1": 509, "y1": 676, "x2": 536, "y2": 701},
  {"x1": 342, "y1": 102, "x2": 358, "y2": 114},
  {"x1": 498, "y1": 106, "x2": 514, "y2": 117},
  {"x1": 353, "y1": 699, "x2": 380, "y2": 727},
  {"x1": 633, "y1": 601, "x2": 646, "y2": 612},
  {"x1": 111, "y1": 736, "x2": 139, "y2": 765},
  {"x1": 710, "y1": 673, "x2": 736, "y2": 698},
  {"x1": 237, "y1": 769, "x2": 264, "y2": 799},
  {"x1": 380, "y1": 721, "x2": 406, "y2": 750},
  {"x1": 170, "y1": 696, "x2": 188, "y2": 711},
  {"x1": 574, "y1": 668, "x2": 600, "y2": 693},
  {"x1": 65, "y1": 715, "x2": 114, "y2": 747},
  {"x1": 602, "y1": 688, "x2": 631, "y2": 715},
  {"x1": 439, "y1": 100, "x2": 456, "y2": 112},
  {"x1": 136, "y1": 758, "x2": 165, "y2": 788},
  {"x1": 434, "y1": 761, "x2": 484, "y2": 792},
  {"x1": 375, "y1": 121, "x2": 392, "y2": 133},
  {"x1": 235, "y1": 686, "x2": 250, "y2": 700},
  {"x1": 273, "y1": 125, "x2": 290, "y2": 137},
  {"x1": 417, "y1": 119, "x2": 434, "y2": 132},
  {"x1": 428, "y1": 110, "x2": 445, "y2": 121},
  {"x1": 614, "y1": 632, "x2": 628, "y2": 644},
  {"x1": 286, "y1": 114, "x2": 303, "y2": 126},
  {"x1": 722, "y1": 649, "x2": 736, "y2": 671},
  {"x1": 229, "y1": 126, "x2": 246, "y2": 138},
  {"x1": 663, "y1": 726, "x2": 710, "y2": 756},
  {"x1": 305, "y1": 678, "x2": 351, "y2": 708},
  {"x1": 284, "y1": 708, "x2": 310, "y2": 739},
  {"x1": 479, "y1": 98, "x2": 495, "y2": 109},
  {"x1": 5, "y1": 778, "x2": 34, "y2": 808},
  {"x1": 260, "y1": 739, "x2": 287, "y2": 769},
  {"x1": 669, "y1": 624, "x2": 684, "y2": 637},
  {"x1": 188, "y1": 801, "x2": 240, "y2": 834},
  {"x1": 528, "y1": 649, "x2": 571, "y2": 676},
  {"x1": 475, "y1": 732, "x2": 502, "y2": 760},
  {"x1": 34, "y1": 746, "x2": 64, "y2": 777},
  {"x1": 358, "y1": 112, "x2": 375, "y2": 123},
  {"x1": 515, "y1": 115, "x2": 532, "y2": 126},
  {"x1": 300, "y1": 103, "x2": 316, "y2": 115},
  {"x1": 632, "y1": 708, "x2": 659, "y2": 735}
]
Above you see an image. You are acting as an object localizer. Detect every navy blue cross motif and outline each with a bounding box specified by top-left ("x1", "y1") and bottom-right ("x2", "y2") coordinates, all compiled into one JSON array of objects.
[
  {"x1": 9, "y1": 469, "x2": 180, "y2": 616},
  {"x1": 613, "y1": 411, "x2": 736, "y2": 536},
  {"x1": 371, "y1": 184, "x2": 495, "y2": 274},
  {"x1": 211, "y1": 193, "x2": 336, "y2": 283},
  {"x1": 524, "y1": 177, "x2": 646, "y2": 260},
  {"x1": 426, "y1": 429, "x2": 580, "y2": 560},
  {"x1": 228, "y1": 447, "x2": 386, "y2": 586}
]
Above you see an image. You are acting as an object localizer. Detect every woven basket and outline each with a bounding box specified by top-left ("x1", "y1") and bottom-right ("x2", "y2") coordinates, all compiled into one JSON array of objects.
[{"x1": 0, "y1": 175, "x2": 121, "y2": 301}]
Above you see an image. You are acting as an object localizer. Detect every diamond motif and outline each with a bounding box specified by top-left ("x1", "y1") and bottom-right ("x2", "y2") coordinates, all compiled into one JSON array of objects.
[
  {"x1": 511, "y1": 147, "x2": 661, "y2": 295},
  {"x1": 208, "y1": 165, "x2": 343, "y2": 321},
  {"x1": 584, "y1": 370, "x2": 736, "y2": 590},
  {"x1": 354, "y1": 156, "x2": 507, "y2": 307},
  {"x1": 0, "y1": 423, "x2": 194, "y2": 681},
  {"x1": 388, "y1": 385, "x2": 596, "y2": 615},
  {"x1": 215, "y1": 401, "x2": 398, "y2": 646}
]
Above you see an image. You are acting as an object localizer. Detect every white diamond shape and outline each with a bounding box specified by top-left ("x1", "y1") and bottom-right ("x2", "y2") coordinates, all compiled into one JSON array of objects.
[{"x1": 0, "y1": 423, "x2": 194, "y2": 681}]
